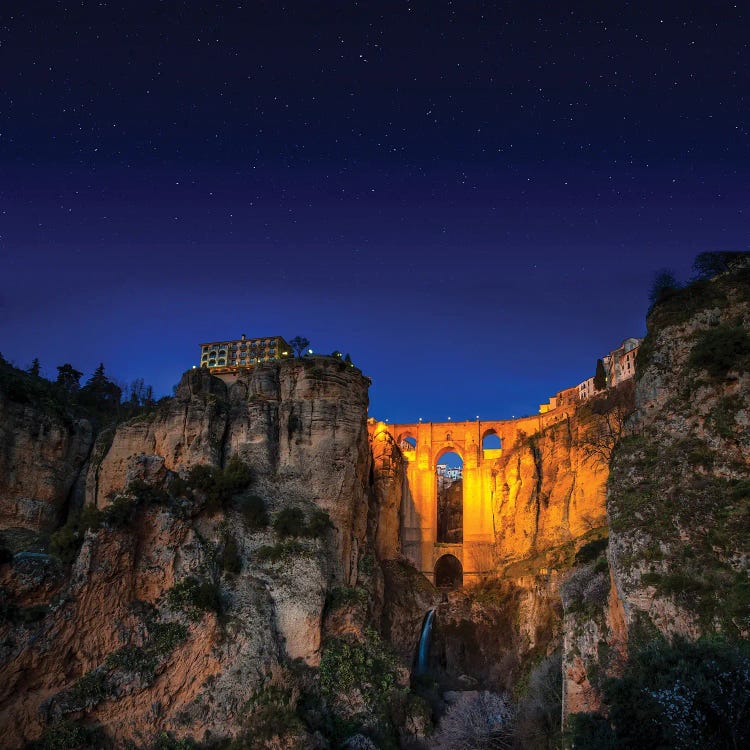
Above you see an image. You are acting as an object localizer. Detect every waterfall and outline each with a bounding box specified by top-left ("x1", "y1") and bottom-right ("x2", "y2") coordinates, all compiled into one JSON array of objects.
[{"x1": 415, "y1": 608, "x2": 436, "y2": 675}]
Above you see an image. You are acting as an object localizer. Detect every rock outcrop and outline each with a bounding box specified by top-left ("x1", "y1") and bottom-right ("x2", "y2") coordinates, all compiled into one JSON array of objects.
[
  {"x1": 0, "y1": 389, "x2": 93, "y2": 534},
  {"x1": 0, "y1": 357, "x2": 374, "y2": 748},
  {"x1": 562, "y1": 263, "x2": 750, "y2": 721}
]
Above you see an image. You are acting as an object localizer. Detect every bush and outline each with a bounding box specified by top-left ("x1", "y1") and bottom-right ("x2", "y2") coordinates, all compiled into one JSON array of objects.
[
  {"x1": 49, "y1": 524, "x2": 80, "y2": 565},
  {"x1": 235, "y1": 494, "x2": 268, "y2": 529},
  {"x1": 273, "y1": 506, "x2": 333, "y2": 538},
  {"x1": 256, "y1": 540, "x2": 307, "y2": 563},
  {"x1": 150, "y1": 621, "x2": 188, "y2": 654},
  {"x1": 24, "y1": 720, "x2": 101, "y2": 750},
  {"x1": 570, "y1": 637, "x2": 750, "y2": 749},
  {"x1": 69, "y1": 669, "x2": 110, "y2": 707},
  {"x1": 560, "y1": 565, "x2": 609, "y2": 614},
  {"x1": 433, "y1": 690, "x2": 514, "y2": 750},
  {"x1": 241, "y1": 666, "x2": 305, "y2": 748},
  {"x1": 186, "y1": 457, "x2": 253, "y2": 513},
  {"x1": 150, "y1": 733, "x2": 200, "y2": 750},
  {"x1": 320, "y1": 629, "x2": 402, "y2": 714},
  {"x1": 517, "y1": 653, "x2": 563, "y2": 750},
  {"x1": 306, "y1": 507, "x2": 333, "y2": 536},
  {"x1": 567, "y1": 712, "x2": 617, "y2": 749},
  {"x1": 106, "y1": 621, "x2": 187, "y2": 682},
  {"x1": 49, "y1": 505, "x2": 103, "y2": 565},
  {"x1": 101, "y1": 495, "x2": 138, "y2": 528},
  {"x1": 166, "y1": 577, "x2": 221, "y2": 618},
  {"x1": 689, "y1": 324, "x2": 750, "y2": 377},
  {"x1": 273, "y1": 507, "x2": 306, "y2": 537},
  {"x1": 327, "y1": 586, "x2": 368, "y2": 611},
  {"x1": 574, "y1": 537, "x2": 608, "y2": 566},
  {"x1": 221, "y1": 536, "x2": 242, "y2": 574}
]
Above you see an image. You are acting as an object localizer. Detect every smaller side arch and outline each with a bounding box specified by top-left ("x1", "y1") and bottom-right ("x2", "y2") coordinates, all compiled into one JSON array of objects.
[
  {"x1": 435, "y1": 554, "x2": 463, "y2": 588},
  {"x1": 397, "y1": 432, "x2": 417, "y2": 454},
  {"x1": 481, "y1": 428, "x2": 502, "y2": 458}
]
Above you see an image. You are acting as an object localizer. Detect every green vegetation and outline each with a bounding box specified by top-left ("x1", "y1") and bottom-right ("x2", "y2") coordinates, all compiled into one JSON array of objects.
[
  {"x1": 608, "y1": 428, "x2": 750, "y2": 634},
  {"x1": 689, "y1": 323, "x2": 750, "y2": 377},
  {"x1": 23, "y1": 720, "x2": 101, "y2": 750},
  {"x1": 320, "y1": 628, "x2": 403, "y2": 714},
  {"x1": 648, "y1": 268, "x2": 680, "y2": 307},
  {"x1": 235, "y1": 494, "x2": 268, "y2": 529},
  {"x1": 241, "y1": 676, "x2": 305, "y2": 749},
  {"x1": 106, "y1": 621, "x2": 187, "y2": 683},
  {"x1": 150, "y1": 734, "x2": 201, "y2": 750},
  {"x1": 0, "y1": 589, "x2": 49, "y2": 627},
  {"x1": 166, "y1": 577, "x2": 221, "y2": 619},
  {"x1": 220, "y1": 535, "x2": 242, "y2": 574},
  {"x1": 693, "y1": 250, "x2": 749, "y2": 278},
  {"x1": 272, "y1": 506, "x2": 333, "y2": 538},
  {"x1": 68, "y1": 669, "x2": 110, "y2": 707},
  {"x1": 184, "y1": 456, "x2": 253, "y2": 513},
  {"x1": 48, "y1": 457, "x2": 255, "y2": 566},
  {"x1": 326, "y1": 586, "x2": 368, "y2": 611},
  {"x1": 272, "y1": 507, "x2": 306, "y2": 537},
  {"x1": 0, "y1": 355, "x2": 157, "y2": 430},
  {"x1": 568, "y1": 637, "x2": 750, "y2": 749},
  {"x1": 574, "y1": 537, "x2": 608, "y2": 566},
  {"x1": 255, "y1": 539, "x2": 308, "y2": 563}
]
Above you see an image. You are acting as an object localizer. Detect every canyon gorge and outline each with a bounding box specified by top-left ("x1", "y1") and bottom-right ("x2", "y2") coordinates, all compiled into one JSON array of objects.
[{"x1": 1, "y1": 259, "x2": 749, "y2": 749}]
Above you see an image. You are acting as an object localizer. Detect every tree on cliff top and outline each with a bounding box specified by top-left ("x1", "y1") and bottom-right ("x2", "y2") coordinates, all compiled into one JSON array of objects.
[
  {"x1": 693, "y1": 250, "x2": 750, "y2": 279},
  {"x1": 79, "y1": 363, "x2": 122, "y2": 413},
  {"x1": 648, "y1": 269, "x2": 680, "y2": 308},
  {"x1": 56, "y1": 363, "x2": 83, "y2": 392},
  {"x1": 289, "y1": 336, "x2": 310, "y2": 357}
]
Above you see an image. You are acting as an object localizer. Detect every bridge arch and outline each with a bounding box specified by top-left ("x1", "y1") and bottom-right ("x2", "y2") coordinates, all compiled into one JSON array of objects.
[
  {"x1": 435, "y1": 554, "x2": 463, "y2": 588},
  {"x1": 436, "y1": 449, "x2": 463, "y2": 544},
  {"x1": 482, "y1": 428, "x2": 502, "y2": 458},
  {"x1": 397, "y1": 431, "x2": 417, "y2": 454}
]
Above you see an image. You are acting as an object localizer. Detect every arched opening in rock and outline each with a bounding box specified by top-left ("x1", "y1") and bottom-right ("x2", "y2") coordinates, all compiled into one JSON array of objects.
[
  {"x1": 434, "y1": 554, "x2": 463, "y2": 588},
  {"x1": 436, "y1": 450, "x2": 463, "y2": 543}
]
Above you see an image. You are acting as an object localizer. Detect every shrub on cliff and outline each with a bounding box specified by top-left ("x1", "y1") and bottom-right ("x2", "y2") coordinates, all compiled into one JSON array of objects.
[
  {"x1": 167, "y1": 577, "x2": 221, "y2": 618},
  {"x1": 221, "y1": 535, "x2": 242, "y2": 574},
  {"x1": 49, "y1": 504, "x2": 103, "y2": 564},
  {"x1": 235, "y1": 494, "x2": 268, "y2": 529},
  {"x1": 433, "y1": 690, "x2": 515, "y2": 750},
  {"x1": 689, "y1": 323, "x2": 750, "y2": 378},
  {"x1": 24, "y1": 720, "x2": 103, "y2": 750},
  {"x1": 569, "y1": 637, "x2": 750, "y2": 749},
  {"x1": 186, "y1": 456, "x2": 253, "y2": 513},
  {"x1": 273, "y1": 507, "x2": 307, "y2": 537},
  {"x1": 320, "y1": 628, "x2": 404, "y2": 725},
  {"x1": 273, "y1": 506, "x2": 333, "y2": 538}
]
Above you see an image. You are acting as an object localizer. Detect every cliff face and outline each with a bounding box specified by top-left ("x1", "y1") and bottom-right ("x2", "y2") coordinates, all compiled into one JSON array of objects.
[
  {"x1": 0, "y1": 358, "x2": 374, "y2": 748},
  {"x1": 0, "y1": 391, "x2": 93, "y2": 534},
  {"x1": 491, "y1": 398, "x2": 624, "y2": 568},
  {"x1": 562, "y1": 265, "x2": 750, "y2": 718},
  {"x1": 90, "y1": 361, "x2": 371, "y2": 584}
]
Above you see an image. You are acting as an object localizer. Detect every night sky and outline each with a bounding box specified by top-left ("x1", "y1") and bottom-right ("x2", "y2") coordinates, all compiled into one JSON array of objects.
[{"x1": 2, "y1": 2, "x2": 748, "y2": 422}]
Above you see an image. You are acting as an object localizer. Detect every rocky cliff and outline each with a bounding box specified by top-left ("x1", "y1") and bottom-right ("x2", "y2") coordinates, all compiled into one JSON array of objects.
[
  {"x1": 0, "y1": 357, "x2": 384, "y2": 749},
  {"x1": 0, "y1": 364, "x2": 93, "y2": 535},
  {"x1": 562, "y1": 262, "x2": 750, "y2": 722}
]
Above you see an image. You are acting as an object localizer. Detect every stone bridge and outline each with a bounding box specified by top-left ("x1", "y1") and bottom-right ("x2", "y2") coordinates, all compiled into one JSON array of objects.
[{"x1": 369, "y1": 411, "x2": 570, "y2": 586}]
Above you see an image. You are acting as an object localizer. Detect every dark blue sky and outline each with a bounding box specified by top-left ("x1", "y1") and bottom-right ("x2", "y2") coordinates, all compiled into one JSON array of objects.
[{"x1": 2, "y1": 2, "x2": 748, "y2": 421}]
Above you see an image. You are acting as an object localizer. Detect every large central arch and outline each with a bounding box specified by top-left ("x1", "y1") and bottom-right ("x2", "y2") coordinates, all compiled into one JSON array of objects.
[{"x1": 436, "y1": 448, "x2": 463, "y2": 544}]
